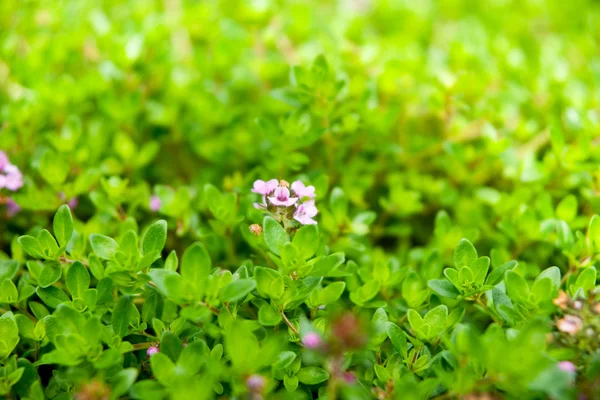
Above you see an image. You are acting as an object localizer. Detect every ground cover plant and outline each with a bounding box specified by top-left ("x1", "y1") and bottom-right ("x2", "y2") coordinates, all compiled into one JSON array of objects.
[{"x1": 1, "y1": 0, "x2": 600, "y2": 399}]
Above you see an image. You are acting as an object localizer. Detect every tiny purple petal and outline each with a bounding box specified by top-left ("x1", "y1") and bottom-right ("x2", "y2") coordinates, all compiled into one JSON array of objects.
[
  {"x1": 343, "y1": 372, "x2": 356, "y2": 384},
  {"x1": 291, "y1": 180, "x2": 316, "y2": 199},
  {"x1": 5, "y1": 198, "x2": 21, "y2": 217},
  {"x1": 3, "y1": 165, "x2": 23, "y2": 191},
  {"x1": 268, "y1": 186, "x2": 298, "y2": 206},
  {"x1": 558, "y1": 361, "x2": 576, "y2": 373},
  {"x1": 252, "y1": 179, "x2": 278, "y2": 195},
  {"x1": 246, "y1": 374, "x2": 266, "y2": 392},
  {"x1": 68, "y1": 197, "x2": 79, "y2": 209},
  {"x1": 150, "y1": 195, "x2": 161, "y2": 212},
  {"x1": 302, "y1": 332, "x2": 322, "y2": 349},
  {"x1": 293, "y1": 200, "x2": 318, "y2": 225},
  {"x1": 147, "y1": 346, "x2": 159, "y2": 357}
]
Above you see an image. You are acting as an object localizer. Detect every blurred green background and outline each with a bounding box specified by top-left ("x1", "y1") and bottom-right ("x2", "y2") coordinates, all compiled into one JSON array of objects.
[{"x1": 2, "y1": 0, "x2": 600, "y2": 268}]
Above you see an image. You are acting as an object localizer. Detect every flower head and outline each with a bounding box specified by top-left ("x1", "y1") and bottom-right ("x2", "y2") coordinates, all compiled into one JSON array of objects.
[
  {"x1": 150, "y1": 195, "x2": 161, "y2": 212},
  {"x1": 557, "y1": 315, "x2": 582, "y2": 335},
  {"x1": 291, "y1": 180, "x2": 316, "y2": 199},
  {"x1": 252, "y1": 179, "x2": 278, "y2": 196},
  {"x1": 147, "y1": 346, "x2": 159, "y2": 356},
  {"x1": 268, "y1": 186, "x2": 298, "y2": 207},
  {"x1": 558, "y1": 361, "x2": 576, "y2": 373},
  {"x1": 246, "y1": 374, "x2": 266, "y2": 392},
  {"x1": 553, "y1": 291, "x2": 569, "y2": 310},
  {"x1": 293, "y1": 200, "x2": 318, "y2": 225},
  {"x1": 0, "y1": 162, "x2": 23, "y2": 192},
  {"x1": 302, "y1": 332, "x2": 322, "y2": 349},
  {"x1": 5, "y1": 198, "x2": 21, "y2": 217}
]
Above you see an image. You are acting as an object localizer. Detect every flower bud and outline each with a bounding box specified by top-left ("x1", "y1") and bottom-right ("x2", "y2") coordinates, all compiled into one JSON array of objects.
[
  {"x1": 246, "y1": 374, "x2": 266, "y2": 393},
  {"x1": 279, "y1": 179, "x2": 289, "y2": 188},
  {"x1": 556, "y1": 315, "x2": 582, "y2": 335},
  {"x1": 302, "y1": 332, "x2": 322, "y2": 349},
  {"x1": 249, "y1": 224, "x2": 263, "y2": 236},
  {"x1": 558, "y1": 361, "x2": 576, "y2": 373},
  {"x1": 147, "y1": 346, "x2": 159, "y2": 357}
]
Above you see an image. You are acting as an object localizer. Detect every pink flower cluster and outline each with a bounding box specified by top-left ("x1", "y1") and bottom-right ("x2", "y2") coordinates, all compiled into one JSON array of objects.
[
  {"x1": 252, "y1": 179, "x2": 318, "y2": 225},
  {"x1": 0, "y1": 151, "x2": 23, "y2": 191}
]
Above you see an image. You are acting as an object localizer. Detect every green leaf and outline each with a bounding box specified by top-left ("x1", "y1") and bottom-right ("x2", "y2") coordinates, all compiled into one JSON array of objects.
[
  {"x1": 177, "y1": 340, "x2": 209, "y2": 376},
  {"x1": 386, "y1": 323, "x2": 408, "y2": 358},
  {"x1": 180, "y1": 242, "x2": 211, "y2": 293},
  {"x1": 38, "y1": 261, "x2": 62, "y2": 288},
  {"x1": 329, "y1": 187, "x2": 348, "y2": 223},
  {"x1": 0, "y1": 260, "x2": 19, "y2": 282},
  {"x1": 258, "y1": 304, "x2": 283, "y2": 326},
  {"x1": 428, "y1": 279, "x2": 460, "y2": 299},
  {"x1": 164, "y1": 250, "x2": 178, "y2": 271},
  {"x1": 485, "y1": 260, "x2": 518, "y2": 286},
  {"x1": 505, "y1": 271, "x2": 530, "y2": 304},
  {"x1": 66, "y1": 261, "x2": 90, "y2": 299},
  {"x1": 556, "y1": 195, "x2": 578, "y2": 222},
  {"x1": 309, "y1": 253, "x2": 345, "y2": 276},
  {"x1": 453, "y1": 238, "x2": 478, "y2": 269},
  {"x1": 0, "y1": 278, "x2": 19, "y2": 302},
  {"x1": 142, "y1": 220, "x2": 167, "y2": 255},
  {"x1": 470, "y1": 256, "x2": 490, "y2": 286},
  {"x1": 574, "y1": 267, "x2": 597, "y2": 295},
  {"x1": 36, "y1": 286, "x2": 69, "y2": 308},
  {"x1": 220, "y1": 279, "x2": 256, "y2": 303},
  {"x1": 296, "y1": 366, "x2": 329, "y2": 385},
  {"x1": 18, "y1": 236, "x2": 44, "y2": 259},
  {"x1": 53, "y1": 205, "x2": 74, "y2": 248},
  {"x1": 263, "y1": 216, "x2": 289, "y2": 256},
  {"x1": 112, "y1": 296, "x2": 132, "y2": 338},
  {"x1": 89, "y1": 234, "x2": 119, "y2": 260},
  {"x1": 0, "y1": 312, "x2": 20, "y2": 359},
  {"x1": 292, "y1": 224, "x2": 319, "y2": 259}
]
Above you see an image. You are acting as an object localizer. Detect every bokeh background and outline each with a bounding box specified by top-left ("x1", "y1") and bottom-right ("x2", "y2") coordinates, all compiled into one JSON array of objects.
[{"x1": 2, "y1": 0, "x2": 600, "y2": 271}]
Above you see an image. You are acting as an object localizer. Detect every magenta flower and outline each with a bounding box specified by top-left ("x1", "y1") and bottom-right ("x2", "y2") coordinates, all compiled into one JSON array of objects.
[
  {"x1": 0, "y1": 164, "x2": 23, "y2": 191},
  {"x1": 268, "y1": 186, "x2": 298, "y2": 207},
  {"x1": 302, "y1": 332, "x2": 322, "y2": 349},
  {"x1": 5, "y1": 198, "x2": 21, "y2": 217},
  {"x1": 252, "y1": 179, "x2": 278, "y2": 196},
  {"x1": 150, "y1": 195, "x2": 161, "y2": 212},
  {"x1": 245, "y1": 374, "x2": 266, "y2": 392},
  {"x1": 68, "y1": 197, "x2": 79, "y2": 210},
  {"x1": 291, "y1": 180, "x2": 316, "y2": 199},
  {"x1": 343, "y1": 372, "x2": 356, "y2": 384},
  {"x1": 293, "y1": 200, "x2": 318, "y2": 225},
  {"x1": 147, "y1": 346, "x2": 159, "y2": 356},
  {"x1": 558, "y1": 361, "x2": 576, "y2": 373}
]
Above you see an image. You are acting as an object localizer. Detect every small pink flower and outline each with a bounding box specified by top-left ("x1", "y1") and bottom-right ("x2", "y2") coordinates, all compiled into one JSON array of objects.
[
  {"x1": 343, "y1": 372, "x2": 356, "y2": 384},
  {"x1": 252, "y1": 179, "x2": 278, "y2": 196},
  {"x1": 291, "y1": 181, "x2": 316, "y2": 199},
  {"x1": 5, "y1": 198, "x2": 21, "y2": 217},
  {"x1": 245, "y1": 374, "x2": 265, "y2": 392},
  {"x1": 293, "y1": 200, "x2": 318, "y2": 225},
  {"x1": 558, "y1": 361, "x2": 576, "y2": 373},
  {"x1": 268, "y1": 186, "x2": 298, "y2": 207},
  {"x1": 557, "y1": 315, "x2": 582, "y2": 335},
  {"x1": 68, "y1": 197, "x2": 79, "y2": 210},
  {"x1": 150, "y1": 195, "x2": 161, "y2": 212},
  {"x1": 302, "y1": 332, "x2": 322, "y2": 349},
  {"x1": 1, "y1": 164, "x2": 23, "y2": 191},
  {"x1": 147, "y1": 346, "x2": 159, "y2": 356}
]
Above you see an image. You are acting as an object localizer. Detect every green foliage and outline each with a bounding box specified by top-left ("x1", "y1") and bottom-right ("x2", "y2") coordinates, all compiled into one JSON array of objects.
[{"x1": 1, "y1": 0, "x2": 600, "y2": 399}]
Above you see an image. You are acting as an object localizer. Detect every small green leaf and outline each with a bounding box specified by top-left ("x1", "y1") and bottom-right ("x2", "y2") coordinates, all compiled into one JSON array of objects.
[
  {"x1": 38, "y1": 261, "x2": 62, "y2": 288},
  {"x1": 220, "y1": 279, "x2": 256, "y2": 303},
  {"x1": 296, "y1": 366, "x2": 329, "y2": 385},
  {"x1": 263, "y1": 216, "x2": 289, "y2": 256},
  {"x1": 180, "y1": 242, "x2": 211, "y2": 293},
  {"x1": 53, "y1": 205, "x2": 74, "y2": 248},
  {"x1": 142, "y1": 220, "x2": 167, "y2": 255},
  {"x1": 453, "y1": 238, "x2": 478, "y2": 269},
  {"x1": 292, "y1": 224, "x2": 319, "y2": 259},
  {"x1": 36, "y1": 286, "x2": 69, "y2": 308},
  {"x1": 89, "y1": 234, "x2": 118, "y2": 260},
  {"x1": 112, "y1": 296, "x2": 132, "y2": 338},
  {"x1": 66, "y1": 261, "x2": 90, "y2": 299},
  {"x1": 428, "y1": 279, "x2": 460, "y2": 299}
]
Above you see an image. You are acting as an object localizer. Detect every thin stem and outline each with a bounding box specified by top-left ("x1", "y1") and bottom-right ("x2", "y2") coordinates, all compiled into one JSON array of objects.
[{"x1": 281, "y1": 310, "x2": 299, "y2": 335}]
